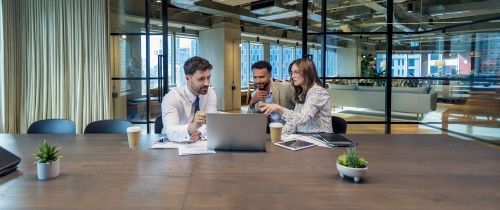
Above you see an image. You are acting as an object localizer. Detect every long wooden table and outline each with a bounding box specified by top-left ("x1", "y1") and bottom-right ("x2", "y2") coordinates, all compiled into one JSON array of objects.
[{"x1": 0, "y1": 134, "x2": 499, "y2": 209}]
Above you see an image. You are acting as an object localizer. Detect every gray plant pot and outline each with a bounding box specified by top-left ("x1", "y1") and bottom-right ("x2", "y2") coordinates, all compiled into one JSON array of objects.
[{"x1": 37, "y1": 159, "x2": 60, "y2": 180}]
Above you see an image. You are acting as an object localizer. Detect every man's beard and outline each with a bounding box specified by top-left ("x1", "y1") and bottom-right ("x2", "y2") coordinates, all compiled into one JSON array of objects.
[
  {"x1": 198, "y1": 86, "x2": 209, "y2": 95},
  {"x1": 255, "y1": 83, "x2": 268, "y2": 90}
]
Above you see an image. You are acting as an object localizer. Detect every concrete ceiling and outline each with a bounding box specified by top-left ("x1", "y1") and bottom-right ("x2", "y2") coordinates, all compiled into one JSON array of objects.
[{"x1": 111, "y1": 0, "x2": 500, "y2": 48}]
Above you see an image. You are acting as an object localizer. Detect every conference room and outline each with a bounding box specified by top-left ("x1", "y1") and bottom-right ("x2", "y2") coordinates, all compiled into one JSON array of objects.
[{"x1": 1, "y1": 0, "x2": 499, "y2": 209}]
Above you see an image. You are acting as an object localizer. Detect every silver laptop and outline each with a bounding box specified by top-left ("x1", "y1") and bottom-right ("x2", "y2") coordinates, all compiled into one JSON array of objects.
[{"x1": 206, "y1": 113, "x2": 267, "y2": 151}]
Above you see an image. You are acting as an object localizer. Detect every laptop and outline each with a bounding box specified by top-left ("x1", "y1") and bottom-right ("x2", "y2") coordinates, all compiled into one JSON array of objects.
[
  {"x1": 206, "y1": 113, "x2": 267, "y2": 151},
  {"x1": 0, "y1": 146, "x2": 21, "y2": 176}
]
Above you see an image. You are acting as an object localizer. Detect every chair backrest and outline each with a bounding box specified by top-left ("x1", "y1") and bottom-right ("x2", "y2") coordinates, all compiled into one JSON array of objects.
[
  {"x1": 154, "y1": 116, "x2": 163, "y2": 134},
  {"x1": 27, "y1": 119, "x2": 76, "y2": 134},
  {"x1": 84, "y1": 120, "x2": 132, "y2": 134},
  {"x1": 331, "y1": 116, "x2": 347, "y2": 134}
]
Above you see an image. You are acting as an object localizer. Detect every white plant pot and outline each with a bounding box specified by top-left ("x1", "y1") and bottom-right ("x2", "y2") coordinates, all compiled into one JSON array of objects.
[
  {"x1": 336, "y1": 162, "x2": 368, "y2": 183},
  {"x1": 37, "y1": 159, "x2": 60, "y2": 180}
]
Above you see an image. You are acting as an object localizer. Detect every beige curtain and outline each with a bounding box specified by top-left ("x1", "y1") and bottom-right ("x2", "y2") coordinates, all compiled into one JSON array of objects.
[
  {"x1": 0, "y1": 1, "x2": 3, "y2": 132},
  {"x1": 1, "y1": 0, "x2": 21, "y2": 133},
  {"x1": 2, "y1": 0, "x2": 110, "y2": 133}
]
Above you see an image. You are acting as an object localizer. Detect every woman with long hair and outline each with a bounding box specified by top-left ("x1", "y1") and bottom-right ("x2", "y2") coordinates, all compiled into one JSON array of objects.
[{"x1": 260, "y1": 58, "x2": 332, "y2": 133}]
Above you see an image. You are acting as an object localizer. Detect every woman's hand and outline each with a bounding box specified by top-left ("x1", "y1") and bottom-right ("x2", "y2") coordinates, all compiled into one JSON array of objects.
[{"x1": 259, "y1": 104, "x2": 285, "y2": 115}]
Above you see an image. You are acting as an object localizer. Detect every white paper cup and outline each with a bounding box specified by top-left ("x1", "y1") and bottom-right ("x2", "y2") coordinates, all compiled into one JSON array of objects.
[
  {"x1": 269, "y1": 123, "x2": 283, "y2": 142},
  {"x1": 127, "y1": 126, "x2": 142, "y2": 149}
]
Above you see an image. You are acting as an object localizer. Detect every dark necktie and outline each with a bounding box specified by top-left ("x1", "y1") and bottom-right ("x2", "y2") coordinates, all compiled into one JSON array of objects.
[{"x1": 194, "y1": 96, "x2": 200, "y2": 113}]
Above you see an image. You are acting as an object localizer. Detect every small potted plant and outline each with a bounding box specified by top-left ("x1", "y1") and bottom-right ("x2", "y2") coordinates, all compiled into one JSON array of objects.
[
  {"x1": 34, "y1": 140, "x2": 61, "y2": 180},
  {"x1": 336, "y1": 147, "x2": 368, "y2": 183}
]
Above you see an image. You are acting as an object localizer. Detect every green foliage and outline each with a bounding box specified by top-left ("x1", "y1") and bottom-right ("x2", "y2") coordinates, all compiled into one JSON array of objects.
[
  {"x1": 34, "y1": 140, "x2": 61, "y2": 163},
  {"x1": 337, "y1": 147, "x2": 368, "y2": 168},
  {"x1": 360, "y1": 54, "x2": 375, "y2": 77}
]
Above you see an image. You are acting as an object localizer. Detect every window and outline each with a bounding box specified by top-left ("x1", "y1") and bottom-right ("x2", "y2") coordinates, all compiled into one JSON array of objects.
[
  {"x1": 282, "y1": 46, "x2": 294, "y2": 80},
  {"x1": 430, "y1": 66, "x2": 438, "y2": 75},
  {"x1": 326, "y1": 48, "x2": 337, "y2": 77},
  {"x1": 175, "y1": 36, "x2": 198, "y2": 86},
  {"x1": 295, "y1": 47, "x2": 302, "y2": 59},
  {"x1": 143, "y1": 35, "x2": 174, "y2": 89},
  {"x1": 249, "y1": 43, "x2": 263, "y2": 82},
  {"x1": 310, "y1": 48, "x2": 322, "y2": 76},
  {"x1": 240, "y1": 41, "x2": 249, "y2": 88},
  {"x1": 270, "y1": 44, "x2": 282, "y2": 80},
  {"x1": 376, "y1": 54, "x2": 386, "y2": 72},
  {"x1": 240, "y1": 42, "x2": 263, "y2": 88},
  {"x1": 430, "y1": 54, "x2": 440, "y2": 60},
  {"x1": 408, "y1": 58, "x2": 415, "y2": 66}
]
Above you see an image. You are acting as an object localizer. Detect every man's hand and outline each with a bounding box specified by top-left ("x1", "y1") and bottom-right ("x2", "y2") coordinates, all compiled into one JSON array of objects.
[
  {"x1": 190, "y1": 130, "x2": 202, "y2": 141},
  {"x1": 193, "y1": 111, "x2": 206, "y2": 125},
  {"x1": 249, "y1": 90, "x2": 268, "y2": 107},
  {"x1": 188, "y1": 111, "x2": 206, "y2": 135}
]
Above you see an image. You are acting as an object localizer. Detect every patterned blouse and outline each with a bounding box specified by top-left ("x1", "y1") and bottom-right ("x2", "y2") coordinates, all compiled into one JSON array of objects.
[{"x1": 281, "y1": 84, "x2": 333, "y2": 134}]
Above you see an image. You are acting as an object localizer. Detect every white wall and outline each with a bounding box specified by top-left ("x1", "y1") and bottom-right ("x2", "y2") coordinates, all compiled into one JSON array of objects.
[
  {"x1": 336, "y1": 47, "x2": 358, "y2": 77},
  {"x1": 199, "y1": 22, "x2": 241, "y2": 111}
]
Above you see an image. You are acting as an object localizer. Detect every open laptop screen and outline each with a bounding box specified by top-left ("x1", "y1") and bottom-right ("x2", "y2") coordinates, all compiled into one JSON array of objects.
[{"x1": 206, "y1": 113, "x2": 267, "y2": 151}]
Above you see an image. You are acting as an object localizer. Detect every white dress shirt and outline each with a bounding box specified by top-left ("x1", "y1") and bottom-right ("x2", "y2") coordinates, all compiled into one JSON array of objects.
[{"x1": 161, "y1": 85, "x2": 217, "y2": 141}]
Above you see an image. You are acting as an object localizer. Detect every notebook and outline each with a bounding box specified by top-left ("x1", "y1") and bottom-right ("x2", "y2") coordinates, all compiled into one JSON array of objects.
[
  {"x1": 206, "y1": 113, "x2": 267, "y2": 151},
  {"x1": 0, "y1": 146, "x2": 21, "y2": 176},
  {"x1": 312, "y1": 133, "x2": 357, "y2": 147}
]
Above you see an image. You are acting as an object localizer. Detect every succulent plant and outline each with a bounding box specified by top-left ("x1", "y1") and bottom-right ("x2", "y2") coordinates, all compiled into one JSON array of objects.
[
  {"x1": 34, "y1": 140, "x2": 61, "y2": 163},
  {"x1": 337, "y1": 147, "x2": 368, "y2": 168}
]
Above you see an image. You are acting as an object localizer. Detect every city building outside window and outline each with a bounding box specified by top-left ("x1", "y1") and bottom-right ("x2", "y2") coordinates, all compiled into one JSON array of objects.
[
  {"x1": 175, "y1": 36, "x2": 198, "y2": 86},
  {"x1": 270, "y1": 44, "x2": 282, "y2": 80}
]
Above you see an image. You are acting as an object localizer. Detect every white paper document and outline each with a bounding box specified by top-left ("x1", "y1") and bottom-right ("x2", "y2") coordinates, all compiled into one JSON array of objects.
[
  {"x1": 178, "y1": 141, "x2": 216, "y2": 156},
  {"x1": 280, "y1": 134, "x2": 329, "y2": 147},
  {"x1": 151, "y1": 141, "x2": 182, "y2": 149}
]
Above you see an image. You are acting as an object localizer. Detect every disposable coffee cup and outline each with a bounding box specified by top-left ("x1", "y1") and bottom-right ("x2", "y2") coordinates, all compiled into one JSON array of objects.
[
  {"x1": 269, "y1": 123, "x2": 283, "y2": 142},
  {"x1": 127, "y1": 126, "x2": 142, "y2": 149}
]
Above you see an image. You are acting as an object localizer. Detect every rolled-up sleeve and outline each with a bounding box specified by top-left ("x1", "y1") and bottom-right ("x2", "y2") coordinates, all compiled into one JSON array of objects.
[{"x1": 161, "y1": 92, "x2": 191, "y2": 141}]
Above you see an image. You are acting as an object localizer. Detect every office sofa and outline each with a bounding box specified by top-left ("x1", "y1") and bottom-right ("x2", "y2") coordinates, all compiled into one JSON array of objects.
[{"x1": 328, "y1": 84, "x2": 437, "y2": 119}]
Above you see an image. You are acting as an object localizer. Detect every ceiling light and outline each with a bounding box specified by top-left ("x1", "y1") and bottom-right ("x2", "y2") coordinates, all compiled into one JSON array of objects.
[{"x1": 407, "y1": 3, "x2": 413, "y2": 13}]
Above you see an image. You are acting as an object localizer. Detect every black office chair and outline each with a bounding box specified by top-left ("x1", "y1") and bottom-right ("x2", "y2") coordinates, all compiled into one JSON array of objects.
[
  {"x1": 154, "y1": 116, "x2": 163, "y2": 134},
  {"x1": 331, "y1": 116, "x2": 347, "y2": 134},
  {"x1": 27, "y1": 119, "x2": 76, "y2": 134},
  {"x1": 84, "y1": 120, "x2": 132, "y2": 134}
]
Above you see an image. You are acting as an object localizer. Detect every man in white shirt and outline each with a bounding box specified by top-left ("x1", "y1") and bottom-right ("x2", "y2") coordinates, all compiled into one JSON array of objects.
[{"x1": 161, "y1": 56, "x2": 217, "y2": 141}]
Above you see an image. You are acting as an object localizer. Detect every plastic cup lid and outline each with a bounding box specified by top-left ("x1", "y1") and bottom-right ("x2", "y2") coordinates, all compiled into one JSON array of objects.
[
  {"x1": 127, "y1": 126, "x2": 141, "y2": 132},
  {"x1": 269, "y1": 123, "x2": 283, "y2": 128}
]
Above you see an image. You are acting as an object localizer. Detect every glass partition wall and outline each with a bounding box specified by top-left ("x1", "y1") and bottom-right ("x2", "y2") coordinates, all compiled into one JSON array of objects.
[
  {"x1": 311, "y1": 0, "x2": 499, "y2": 144},
  {"x1": 110, "y1": 0, "x2": 170, "y2": 132},
  {"x1": 108, "y1": 0, "x2": 499, "y2": 142}
]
